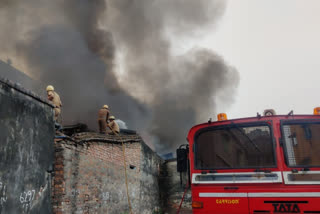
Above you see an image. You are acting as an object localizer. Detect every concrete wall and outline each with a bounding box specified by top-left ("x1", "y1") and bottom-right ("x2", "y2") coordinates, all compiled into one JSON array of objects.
[
  {"x1": 0, "y1": 78, "x2": 54, "y2": 214},
  {"x1": 52, "y1": 133, "x2": 162, "y2": 214}
]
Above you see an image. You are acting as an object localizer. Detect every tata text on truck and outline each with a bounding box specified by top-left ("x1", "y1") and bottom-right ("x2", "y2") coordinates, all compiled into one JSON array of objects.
[{"x1": 178, "y1": 108, "x2": 320, "y2": 214}]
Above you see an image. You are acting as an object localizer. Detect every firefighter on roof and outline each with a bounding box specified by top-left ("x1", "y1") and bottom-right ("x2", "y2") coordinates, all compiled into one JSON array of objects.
[
  {"x1": 107, "y1": 116, "x2": 120, "y2": 135},
  {"x1": 98, "y1": 104, "x2": 110, "y2": 133},
  {"x1": 46, "y1": 85, "x2": 62, "y2": 122}
]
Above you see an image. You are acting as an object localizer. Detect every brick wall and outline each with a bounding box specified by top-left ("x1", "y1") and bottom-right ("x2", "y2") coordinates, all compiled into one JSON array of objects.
[{"x1": 52, "y1": 133, "x2": 162, "y2": 214}]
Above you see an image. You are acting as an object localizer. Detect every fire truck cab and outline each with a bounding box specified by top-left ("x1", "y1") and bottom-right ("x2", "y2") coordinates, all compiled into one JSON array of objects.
[{"x1": 183, "y1": 109, "x2": 320, "y2": 214}]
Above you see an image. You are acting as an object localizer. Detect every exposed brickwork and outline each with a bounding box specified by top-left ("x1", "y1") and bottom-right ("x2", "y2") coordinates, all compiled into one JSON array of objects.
[
  {"x1": 52, "y1": 132, "x2": 162, "y2": 214},
  {"x1": 52, "y1": 142, "x2": 65, "y2": 214}
]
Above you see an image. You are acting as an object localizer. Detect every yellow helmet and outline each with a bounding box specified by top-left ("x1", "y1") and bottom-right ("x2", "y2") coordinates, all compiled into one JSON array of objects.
[
  {"x1": 46, "y1": 85, "x2": 54, "y2": 91},
  {"x1": 109, "y1": 116, "x2": 115, "y2": 120},
  {"x1": 263, "y1": 109, "x2": 276, "y2": 116},
  {"x1": 103, "y1": 105, "x2": 109, "y2": 109}
]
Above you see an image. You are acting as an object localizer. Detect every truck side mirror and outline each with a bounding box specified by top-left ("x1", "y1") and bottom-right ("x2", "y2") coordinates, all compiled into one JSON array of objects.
[{"x1": 176, "y1": 148, "x2": 188, "y2": 172}]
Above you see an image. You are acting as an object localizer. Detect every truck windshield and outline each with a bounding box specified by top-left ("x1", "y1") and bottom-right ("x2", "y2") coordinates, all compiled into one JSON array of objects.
[
  {"x1": 282, "y1": 121, "x2": 320, "y2": 167},
  {"x1": 195, "y1": 123, "x2": 276, "y2": 169}
]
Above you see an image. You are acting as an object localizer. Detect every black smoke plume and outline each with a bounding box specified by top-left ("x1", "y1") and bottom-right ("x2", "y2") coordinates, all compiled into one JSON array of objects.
[{"x1": 0, "y1": 0, "x2": 239, "y2": 153}]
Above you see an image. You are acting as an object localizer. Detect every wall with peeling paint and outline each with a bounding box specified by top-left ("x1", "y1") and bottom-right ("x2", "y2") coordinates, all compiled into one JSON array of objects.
[{"x1": 0, "y1": 78, "x2": 54, "y2": 214}]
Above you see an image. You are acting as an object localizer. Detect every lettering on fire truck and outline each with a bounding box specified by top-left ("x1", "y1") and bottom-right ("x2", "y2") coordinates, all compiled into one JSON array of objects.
[
  {"x1": 215, "y1": 199, "x2": 239, "y2": 204},
  {"x1": 264, "y1": 201, "x2": 305, "y2": 213}
]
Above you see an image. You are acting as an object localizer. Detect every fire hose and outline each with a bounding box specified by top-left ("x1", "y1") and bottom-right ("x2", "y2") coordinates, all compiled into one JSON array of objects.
[
  {"x1": 120, "y1": 135, "x2": 133, "y2": 214},
  {"x1": 176, "y1": 183, "x2": 190, "y2": 214}
]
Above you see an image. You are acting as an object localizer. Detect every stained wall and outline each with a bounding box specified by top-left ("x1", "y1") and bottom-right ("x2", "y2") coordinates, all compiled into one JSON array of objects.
[{"x1": 0, "y1": 78, "x2": 54, "y2": 214}]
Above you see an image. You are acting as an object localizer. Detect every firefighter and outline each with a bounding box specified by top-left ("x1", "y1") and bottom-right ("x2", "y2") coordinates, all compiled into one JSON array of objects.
[
  {"x1": 98, "y1": 105, "x2": 110, "y2": 133},
  {"x1": 106, "y1": 116, "x2": 120, "y2": 135},
  {"x1": 46, "y1": 85, "x2": 62, "y2": 122}
]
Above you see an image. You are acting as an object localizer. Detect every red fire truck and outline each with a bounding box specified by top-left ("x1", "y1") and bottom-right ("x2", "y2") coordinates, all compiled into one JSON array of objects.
[{"x1": 179, "y1": 108, "x2": 320, "y2": 214}]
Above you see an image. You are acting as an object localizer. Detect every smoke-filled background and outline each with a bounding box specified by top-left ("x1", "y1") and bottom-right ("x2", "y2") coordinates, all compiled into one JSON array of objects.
[{"x1": 0, "y1": 0, "x2": 239, "y2": 154}]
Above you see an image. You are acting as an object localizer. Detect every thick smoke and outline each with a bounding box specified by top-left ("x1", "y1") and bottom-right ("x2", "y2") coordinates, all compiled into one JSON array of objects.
[
  {"x1": 0, "y1": 0, "x2": 239, "y2": 153},
  {"x1": 104, "y1": 0, "x2": 239, "y2": 152},
  {"x1": 0, "y1": 0, "x2": 148, "y2": 130}
]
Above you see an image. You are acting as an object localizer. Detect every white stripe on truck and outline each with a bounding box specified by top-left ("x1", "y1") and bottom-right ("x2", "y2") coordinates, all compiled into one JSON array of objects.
[
  {"x1": 248, "y1": 192, "x2": 320, "y2": 197},
  {"x1": 199, "y1": 193, "x2": 248, "y2": 197},
  {"x1": 199, "y1": 192, "x2": 320, "y2": 197}
]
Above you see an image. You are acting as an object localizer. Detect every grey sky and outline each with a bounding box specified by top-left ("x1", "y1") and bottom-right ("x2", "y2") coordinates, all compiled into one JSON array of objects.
[{"x1": 201, "y1": 0, "x2": 320, "y2": 119}]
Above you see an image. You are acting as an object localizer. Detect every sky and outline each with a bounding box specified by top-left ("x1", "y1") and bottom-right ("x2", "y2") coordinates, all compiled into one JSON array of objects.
[{"x1": 199, "y1": 0, "x2": 320, "y2": 119}]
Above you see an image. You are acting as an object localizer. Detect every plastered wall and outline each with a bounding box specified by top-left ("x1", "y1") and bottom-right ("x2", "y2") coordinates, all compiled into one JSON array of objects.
[{"x1": 0, "y1": 78, "x2": 54, "y2": 214}]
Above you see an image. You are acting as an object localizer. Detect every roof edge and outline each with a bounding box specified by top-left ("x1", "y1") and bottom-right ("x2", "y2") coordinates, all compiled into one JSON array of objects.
[{"x1": 0, "y1": 77, "x2": 54, "y2": 108}]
